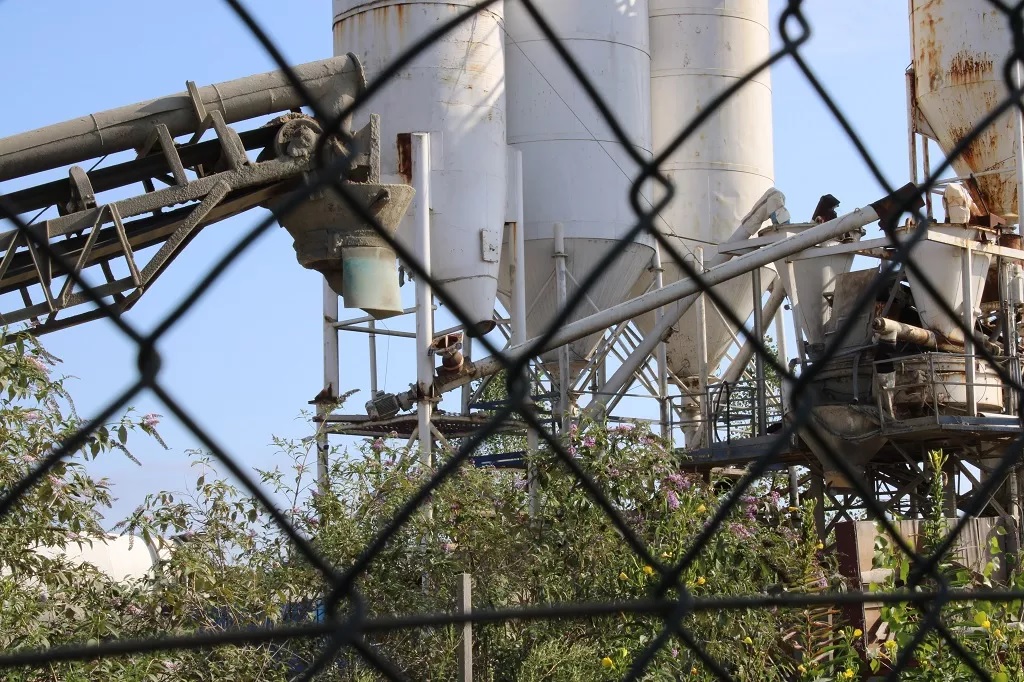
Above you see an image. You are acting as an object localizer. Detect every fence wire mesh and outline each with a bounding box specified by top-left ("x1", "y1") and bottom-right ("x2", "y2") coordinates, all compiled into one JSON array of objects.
[{"x1": 3, "y1": 0, "x2": 1024, "y2": 679}]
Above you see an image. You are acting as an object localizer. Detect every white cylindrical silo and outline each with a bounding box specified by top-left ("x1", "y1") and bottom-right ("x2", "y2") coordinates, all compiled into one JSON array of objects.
[
  {"x1": 333, "y1": 1, "x2": 508, "y2": 332},
  {"x1": 638, "y1": 0, "x2": 776, "y2": 379},
  {"x1": 500, "y1": 0, "x2": 654, "y2": 367}
]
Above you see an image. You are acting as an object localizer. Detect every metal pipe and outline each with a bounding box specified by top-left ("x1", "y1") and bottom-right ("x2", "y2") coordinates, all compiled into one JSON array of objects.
[
  {"x1": 923, "y1": 140, "x2": 933, "y2": 219},
  {"x1": 0, "y1": 56, "x2": 365, "y2": 182},
  {"x1": 577, "y1": 205, "x2": 882, "y2": 418},
  {"x1": 413, "y1": 133, "x2": 433, "y2": 470},
  {"x1": 440, "y1": 203, "x2": 881, "y2": 395},
  {"x1": 369, "y1": 320, "x2": 378, "y2": 396},
  {"x1": 694, "y1": 248, "x2": 709, "y2": 448},
  {"x1": 318, "y1": 278, "x2": 340, "y2": 495},
  {"x1": 907, "y1": 67, "x2": 919, "y2": 190},
  {"x1": 653, "y1": 245, "x2": 670, "y2": 440},
  {"x1": 722, "y1": 283, "x2": 787, "y2": 385},
  {"x1": 508, "y1": 149, "x2": 539, "y2": 517},
  {"x1": 871, "y1": 316, "x2": 998, "y2": 355},
  {"x1": 752, "y1": 267, "x2": 767, "y2": 436},
  {"x1": 962, "y1": 246, "x2": 978, "y2": 416},
  {"x1": 1016, "y1": 62, "x2": 1024, "y2": 232},
  {"x1": 553, "y1": 223, "x2": 570, "y2": 429}
]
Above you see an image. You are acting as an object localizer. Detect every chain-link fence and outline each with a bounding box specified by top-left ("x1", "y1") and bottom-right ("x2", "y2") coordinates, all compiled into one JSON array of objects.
[{"x1": 3, "y1": 0, "x2": 1024, "y2": 679}]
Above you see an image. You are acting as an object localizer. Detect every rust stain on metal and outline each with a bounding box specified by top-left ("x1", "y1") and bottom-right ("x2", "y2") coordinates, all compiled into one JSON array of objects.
[
  {"x1": 947, "y1": 50, "x2": 994, "y2": 85},
  {"x1": 397, "y1": 132, "x2": 412, "y2": 183}
]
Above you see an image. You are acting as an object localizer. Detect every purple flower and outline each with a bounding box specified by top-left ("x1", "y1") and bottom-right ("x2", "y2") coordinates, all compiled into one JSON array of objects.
[
  {"x1": 141, "y1": 413, "x2": 160, "y2": 429},
  {"x1": 514, "y1": 477, "x2": 529, "y2": 491},
  {"x1": 768, "y1": 490, "x2": 781, "y2": 504},
  {"x1": 567, "y1": 445, "x2": 577, "y2": 456},
  {"x1": 371, "y1": 438, "x2": 385, "y2": 453},
  {"x1": 666, "y1": 490, "x2": 680, "y2": 510},
  {"x1": 608, "y1": 467, "x2": 620, "y2": 478},
  {"x1": 23, "y1": 410, "x2": 40, "y2": 422},
  {"x1": 583, "y1": 436, "x2": 596, "y2": 448},
  {"x1": 615, "y1": 424, "x2": 634, "y2": 433},
  {"x1": 25, "y1": 356, "x2": 48, "y2": 375},
  {"x1": 665, "y1": 473, "x2": 686, "y2": 490},
  {"x1": 441, "y1": 542, "x2": 457, "y2": 554},
  {"x1": 728, "y1": 522, "x2": 754, "y2": 539},
  {"x1": 671, "y1": 648, "x2": 679, "y2": 659}
]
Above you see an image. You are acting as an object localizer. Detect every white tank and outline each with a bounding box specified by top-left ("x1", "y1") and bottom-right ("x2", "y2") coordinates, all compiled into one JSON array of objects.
[
  {"x1": 636, "y1": 0, "x2": 776, "y2": 379},
  {"x1": 333, "y1": 1, "x2": 508, "y2": 332},
  {"x1": 35, "y1": 535, "x2": 163, "y2": 583},
  {"x1": 499, "y1": 1, "x2": 654, "y2": 366},
  {"x1": 911, "y1": 0, "x2": 1018, "y2": 219}
]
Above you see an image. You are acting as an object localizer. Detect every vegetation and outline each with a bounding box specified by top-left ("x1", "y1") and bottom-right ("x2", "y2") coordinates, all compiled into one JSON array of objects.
[{"x1": 0, "y1": 338, "x2": 1022, "y2": 680}]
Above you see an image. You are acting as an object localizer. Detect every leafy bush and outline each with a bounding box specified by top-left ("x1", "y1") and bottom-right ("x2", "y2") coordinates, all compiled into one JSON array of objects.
[{"x1": 7, "y1": 337, "x2": 1015, "y2": 680}]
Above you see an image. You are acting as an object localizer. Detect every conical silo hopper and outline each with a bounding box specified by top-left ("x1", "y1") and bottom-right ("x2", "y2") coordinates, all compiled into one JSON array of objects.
[
  {"x1": 911, "y1": 0, "x2": 1019, "y2": 219},
  {"x1": 334, "y1": 1, "x2": 508, "y2": 334},
  {"x1": 771, "y1": 226, "x2": 859, "y2": 354},
  {"x1": 498, "y1": 0, "x2": 655, "y2": 370},
  {"x1": 634, "y1": 0, "x2": 777, "y2": 380},
  {"x1": 896, "y1": 224, "x2": 993, "y2": 344}
]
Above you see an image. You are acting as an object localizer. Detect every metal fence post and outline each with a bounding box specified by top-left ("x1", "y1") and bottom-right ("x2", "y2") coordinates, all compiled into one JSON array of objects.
[{"x1": 457, "y1": 572, "x2": 473, "y2": 682}]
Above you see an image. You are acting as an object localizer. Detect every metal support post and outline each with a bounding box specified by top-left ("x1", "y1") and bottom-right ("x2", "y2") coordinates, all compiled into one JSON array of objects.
[
  {"x1": 752, "y1": 267, "x2": 767, "y2": 436},
  {"x1": 1016, "y1": 62, "x2": 1024, "y2": 234},
  {"x1": 368, "y1": 319, "x2": 378, "y2": 396},
  {"x1": 507, "y1": 149, "x2": 539, "y2": 517},
  {"x1": 695, "y1": 248, "x2": 709, "y2": 448},
  {"x1": 456, "y1": 573, "x2": 473, "y2": 682},
  {"x1": 906, "y1": 68, "x2": 919, "y2": 190},
  {"x1": 553, "y1": 222, "x2": 570, "y2": 431},
  {"x1": 962, "y1": 246, "x2": 977, "y2": 417},
  {"x1": 412, "y1": 132, "x2": 434, "y2": 469},
  {"x1": 317, "y1": 277, "x2": 340, "y2": 495},
  {"x1": 652, "y1": 244, "x2": 670, "y2": 440},
  {"x1": 923, "y1": 139, "x2": 933, "y2": 219},
  {"x1": 461, "y1": 335, "x2": 473, "y2": 415},
  {"x1": 773, "y1": 296, "x2": 800, "y2": 507}
]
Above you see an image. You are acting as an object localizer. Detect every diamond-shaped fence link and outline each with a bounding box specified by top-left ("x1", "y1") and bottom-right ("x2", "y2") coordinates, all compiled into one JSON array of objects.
[{"x1": 3, "y1": 0, "x2": 1024, "y2": 679}]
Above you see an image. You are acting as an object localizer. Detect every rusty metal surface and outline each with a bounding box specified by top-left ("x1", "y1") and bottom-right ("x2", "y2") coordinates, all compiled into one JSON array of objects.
[{"x1": 911, "y1": 0, "x2": 1018, "y2": 217}]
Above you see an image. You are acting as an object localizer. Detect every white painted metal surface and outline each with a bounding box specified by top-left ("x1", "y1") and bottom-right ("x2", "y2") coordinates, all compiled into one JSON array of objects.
[
  {"x1": 911, "y1": 0, "x2": 1019, "y2": 219},
  {"x1": 35, "y1": 535, "x2": 162, "y2": 583},
  {"x1": 640, "y1": 0, "x2": 777, "y2": 378},
  {"x1": 334, "y1": 0, "x2": 508, "y2": 331},
  {"x1": 500, "y1": 0, "x2": 654, "y2": 366},
  {"x1": 897, "y1": 224, "x2": 992, "y2": 344},
  {"x1": 412, "y1": 133, "x2": 434, "y2": 468},
  {"x1": 772, "y1": 225, "x2": 858, "y2": 348}
]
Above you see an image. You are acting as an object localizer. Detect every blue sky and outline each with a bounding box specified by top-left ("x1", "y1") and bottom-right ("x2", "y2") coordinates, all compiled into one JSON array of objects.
[{"x1": 0, "y1": 0, "x2": 917, "y2": 522}]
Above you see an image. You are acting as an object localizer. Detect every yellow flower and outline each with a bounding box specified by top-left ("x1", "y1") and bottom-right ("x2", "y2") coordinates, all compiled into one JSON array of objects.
[
  {"x1": 884, "y1": 639, "x2": 897, "y2": 650},
  {"x1": 816, "y1": 542, "x2": 824, "y2": 550},
  {"x1": 797, "y1": 664, "x2": 806, "y2": 674},
  {"x1": 842, "y1": 669, "x2": 854, "y2": 679},
  {"x1": 788, "y1": 506, "x2": 800, "y2": 512},
  {"x1": 643, "y1": 565, "x2": 655, "y2": 576},
  {"x1": 660, "y1": 551, "x2": 670, "y2": 559},
  {"x1": 601, "y1": 656, "x2": 614, "y2": 669},
  {"x1": 697, "y1": 576, "x2": 706, "y2": 586},
  {"x1": 983, "y1": 619, "x2": 992, "y2": 630},
  {"x1": 743, "y1": 636, "x2": 753, "y2": 646},
  {"x1": 852, "y1": 628, "x2": 862, "y2": 638},
  {"x1": 618, "y1": 571, "x2": 629, "y2": 581},
  {"x1": 690, "y1": 667, "x2": 698, "y2": 676},
  {"x1": 696, "y1": 504, "x2": 707, "y2": 513},
  {"x1": 994, "y1": 628, "x2": 1004, "y2": 640}
]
